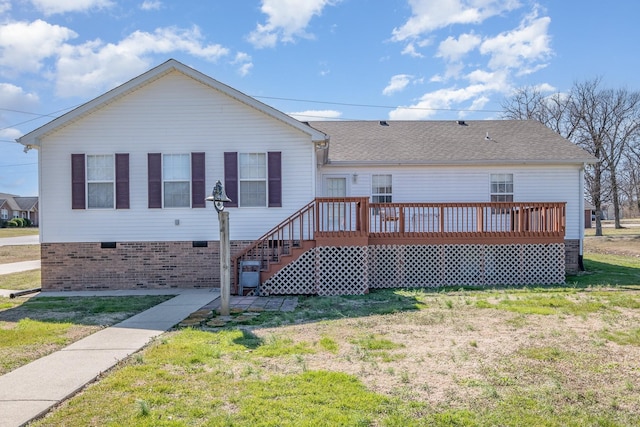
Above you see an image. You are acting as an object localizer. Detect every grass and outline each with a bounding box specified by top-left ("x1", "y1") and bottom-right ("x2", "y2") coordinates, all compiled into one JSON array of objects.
[
  {"x1": 24, "y1": 227, "x2": 640, "y2": 425},
  {"x1": 0, "y1": 295, "x2": 172, "y2": 375},
  {"x1": 0, "y1": 269, "x2": 40, "y2": 290},
  {"x1": 567, "y1": 253, "x2": 640, "y2": 287},
  {"x1": 0, "y1": 244, "x2": 40, "y2": 264},
  {"x1": 0, "y1": 228, "x2": 39, "y2": 238}
]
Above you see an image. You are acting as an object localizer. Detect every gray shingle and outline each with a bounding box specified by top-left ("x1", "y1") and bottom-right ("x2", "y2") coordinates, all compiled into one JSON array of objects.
[{"x1": 308, "y1": 120, "x2": 596, "y2": 165}]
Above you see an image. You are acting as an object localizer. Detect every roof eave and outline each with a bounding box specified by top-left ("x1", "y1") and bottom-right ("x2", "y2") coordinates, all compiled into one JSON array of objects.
[
  {"x1": 17, "y1": 59, "x2": 327, "y2": 145},
  {"x1": 325, "y1": 158, "x2": 599, "y2": 167}
]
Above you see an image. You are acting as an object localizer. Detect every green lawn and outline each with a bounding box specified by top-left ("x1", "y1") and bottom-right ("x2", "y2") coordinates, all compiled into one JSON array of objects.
[
  {"x1": 31, "y1": 252, "x2": 640, "y2": 427},
  {"x1": 0, "y1": 295, "x2": 173, "y2": 375},
  {"x1": 0, "y1": 228, "x2": 39, "y2": 238},
  {"x1": 0, "y1": 270, "x2": 40, "y2": 290}
]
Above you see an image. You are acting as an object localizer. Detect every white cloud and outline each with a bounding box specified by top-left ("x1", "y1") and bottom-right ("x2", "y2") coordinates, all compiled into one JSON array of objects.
[
  {"x1": 0, "y1": 0, "x2": 11, "y2": 14},
  {"x1": 436, "y1": 33, "x2": 481, "y2": 62},
  {"x1": 140, "y1": 0, "x2": 162, "y2": 11},
  {"x1": 401, "y1": 43, "x2": 423, "y2": 58},
  {"x1": 247, "y1": 0, "x2": 338, "y2": 48},
  {"x1": 0, "y1": 20, "x2": 77, "y2": 75},
  {"x1": 392, "y1": 0, "x2": 520, "y2": 41},
  {"x1": 480, "y1": 10, "x2": 552, "y2": 72},
  {"x1": 383, "y1": 74, "x2": 413, "y2": 96},
  {"x1": 55, "y1": 26, "x2": 229, "y2": 97},
  {"x1": 28, "y1": 0, "x2": 114, "y2": 15},
  {"x1": 0, "y1": 83, "x2": 40, "y2": 110},
  {"x1": 232, "y1": 52, "x2": 253, "y2": 76},
  {"x1": 288, "y1": 110, "x2": 342, "y2": 120},
  {"x1": 389, "y1": 69, "x2": 508, "y2": 120}
]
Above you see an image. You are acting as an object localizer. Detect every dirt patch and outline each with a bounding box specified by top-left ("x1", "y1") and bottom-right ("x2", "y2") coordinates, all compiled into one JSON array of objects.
[{"x1": 246, "y1": 295, "x2": 640, "y2": 413}]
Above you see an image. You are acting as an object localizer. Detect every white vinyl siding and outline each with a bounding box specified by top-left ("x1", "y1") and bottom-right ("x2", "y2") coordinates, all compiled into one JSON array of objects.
[
  {"x1": 319, "y1": 165, "x2": 583, "y2": 240},
  {"x1": 163, "y1": 154, "x2": 191, "y2": 208},
  {"x1": 37, "y1": 70, "x2": 316, "y2": 242},
  {"x1": 239, "y1": 153, "x2": 267, "y2": 207},
  {"x1": 87, "y1": 154, "x2": 114, "y2": 209}
]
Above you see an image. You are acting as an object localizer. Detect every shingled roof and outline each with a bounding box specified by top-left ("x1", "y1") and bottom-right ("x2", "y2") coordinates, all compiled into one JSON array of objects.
[{"x1": 308, "y1": 120, "x2": 596, "y2": 165}]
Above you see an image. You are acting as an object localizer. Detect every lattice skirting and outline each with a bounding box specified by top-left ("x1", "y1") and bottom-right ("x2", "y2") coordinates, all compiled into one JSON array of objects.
[{"x1": 263, "y1": 243, "x2": 565, "y2": 295}]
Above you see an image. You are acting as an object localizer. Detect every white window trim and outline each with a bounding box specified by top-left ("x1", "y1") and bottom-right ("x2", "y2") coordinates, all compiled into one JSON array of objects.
[
  {"x1": 238, "y1": 152, "x2": 267, "y2": 208},
  {"x1": 490, "y1": 173, "x2": 514, "y2": 202},
  {"x1": 86, "y1": 154, "x2": 115, "y2": 209},
  {"x1": 371, "y1": 174, "x2": 393, "y2": 203},
  {"x1": 162, "y1": 153, "x2": 192, "y2": 209}
]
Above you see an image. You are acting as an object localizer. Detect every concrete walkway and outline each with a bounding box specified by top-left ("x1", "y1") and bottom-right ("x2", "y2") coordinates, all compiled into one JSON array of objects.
[
  {"x1": 0, "y1": 260, "x2": 41, "y2": 276},
  {"x1": 0, "y1": 288, "x2": 220, "y2": 427},
  {"x1": 0, "y1": 235, "x2": 39, "y2": 246}
]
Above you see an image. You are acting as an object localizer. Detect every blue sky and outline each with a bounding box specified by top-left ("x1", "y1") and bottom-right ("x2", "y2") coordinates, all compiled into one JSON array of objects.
[{"x1": 1, "y1": 0, "x2": 639, "y2": 196}]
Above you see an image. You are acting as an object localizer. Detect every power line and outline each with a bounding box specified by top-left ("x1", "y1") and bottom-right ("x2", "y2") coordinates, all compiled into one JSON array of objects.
[{"x1": 252, "y1": 95, "x2": 503, "y2": 114}]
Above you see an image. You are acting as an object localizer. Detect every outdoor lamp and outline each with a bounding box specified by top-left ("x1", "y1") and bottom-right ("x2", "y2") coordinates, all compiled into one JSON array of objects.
[{"x1": 206, "y1": 180, "x2": 232, "y2": 212}]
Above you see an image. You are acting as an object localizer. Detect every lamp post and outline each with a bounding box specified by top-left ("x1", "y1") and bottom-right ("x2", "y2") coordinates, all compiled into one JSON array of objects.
[{"x1": 206, "y1": 180, "x2": 232, "y2": 316}]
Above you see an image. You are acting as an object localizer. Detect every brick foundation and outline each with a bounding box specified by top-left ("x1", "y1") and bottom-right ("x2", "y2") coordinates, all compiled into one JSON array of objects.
[
  {"x1": 40, "y1": 240, "x2": 253, "y2": 291},
  {"x1": 564, "y1": 239, "x2": 581, "y2": 274},
  {"x1": 40, "y1": 239, "x2": 583, "y2": 292}
]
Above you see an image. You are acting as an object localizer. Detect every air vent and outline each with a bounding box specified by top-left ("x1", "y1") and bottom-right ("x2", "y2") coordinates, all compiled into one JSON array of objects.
[
  {"x1": 101, "y1": 242, "x2": 116, "y2": 249},
  {"x1": 379, "y1": 120, "x2": 389, "y2": 126},
  {"x1": 457, "y1": 120, "x2": 467, "y2": 126}
]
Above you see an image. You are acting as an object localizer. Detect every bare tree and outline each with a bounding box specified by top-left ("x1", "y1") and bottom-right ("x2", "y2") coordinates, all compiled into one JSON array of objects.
[{"x1": 502, "y1": 79, "x2": 640, "y2": 235}]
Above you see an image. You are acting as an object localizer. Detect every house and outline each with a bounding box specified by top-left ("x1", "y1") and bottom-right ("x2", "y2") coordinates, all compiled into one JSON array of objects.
[
  {"x1": 17, "y1": 59, "x2": 596, "y2": 294},
  {"x1": 0, "y1": 193, "x2": 38, "y2": 226}
]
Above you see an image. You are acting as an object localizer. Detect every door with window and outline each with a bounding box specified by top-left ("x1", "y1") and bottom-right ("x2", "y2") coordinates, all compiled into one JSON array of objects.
[{"x1": 322, "y1": 176, "x2": 347, "y2": 231}]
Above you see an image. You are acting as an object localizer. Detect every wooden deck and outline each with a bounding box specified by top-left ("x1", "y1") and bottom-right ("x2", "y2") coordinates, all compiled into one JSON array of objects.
[{"x1": 233, "y1": 198, "x2": 566, "y2": 290}]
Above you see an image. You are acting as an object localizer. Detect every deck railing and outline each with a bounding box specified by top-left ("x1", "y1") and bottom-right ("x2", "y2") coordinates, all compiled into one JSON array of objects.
[{"x1": 233, "y1": 198, "x2": 566, "y2": 289}]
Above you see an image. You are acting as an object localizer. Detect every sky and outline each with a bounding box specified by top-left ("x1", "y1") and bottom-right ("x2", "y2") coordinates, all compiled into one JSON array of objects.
[{"x1": 1, "y1": 0, "x2": 639, "y2": 196}]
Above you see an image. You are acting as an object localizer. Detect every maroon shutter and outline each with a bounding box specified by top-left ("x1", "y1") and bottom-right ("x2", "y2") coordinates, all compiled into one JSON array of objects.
[
  {"x1": 224, "y1": 152, "x2": 238, "y2": 207},
  {"x1": 191, "y1": 152, "x2": 206, "y2": 208},
  {"x1": 71, "y1": 154, "x2": 85, "y2": 209},
  {"x1": 268, "y1": 151, "x2": 282, "y2": 207},
  {"x1": 148, "y1": 153, "x2": 162, "y2": 208},
  {"x1": 115, "y1": 153, "x2": 129, "y2": 209}
]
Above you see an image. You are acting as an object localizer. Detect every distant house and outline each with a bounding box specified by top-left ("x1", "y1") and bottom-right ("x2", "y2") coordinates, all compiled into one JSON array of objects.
[
  {"x1": 17, "y1": 59, "x2": 596, "y2": 294},
  {"x1": 0, "y1": 193, "x2": 38, "y2": 226}
]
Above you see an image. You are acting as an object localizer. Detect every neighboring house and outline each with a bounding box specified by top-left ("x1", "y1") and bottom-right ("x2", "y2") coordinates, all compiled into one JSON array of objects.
[
  {"x1": 17, "y1": 59, "x2": 596, "y2": 294},
  {"x1": 0, "y1": 193, "x2": 38, "y2": 226}
]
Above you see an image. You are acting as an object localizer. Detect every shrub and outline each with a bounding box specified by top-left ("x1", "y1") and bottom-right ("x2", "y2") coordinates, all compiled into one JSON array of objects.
[
  {"x1": 6, "y1": 219, "x2": 19, "y2": 227},
  {"x1": 23, "y1": 218, "x2": 32, "y2": 227},
  {"x1": 14, "y1": 218, "x2": 26, "y2": 227}
]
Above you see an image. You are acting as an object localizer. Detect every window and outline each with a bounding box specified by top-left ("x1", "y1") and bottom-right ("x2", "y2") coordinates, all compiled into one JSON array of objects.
[
  {"x1": 372, "y1": 174, "x2": 392, "y2": 203},
  {"x1": 163, "y1": 154, "x2": 191, "y2": 208},
  {"x1": 72, "y1": 153, "x2": 129, "y2": 210},
  {"x1": 490, "y1": 173, "x2": 513, "y2": 202},
  {"x1": 87, "y1": 154, "x2": 114, "y2": 208},
  {"x1": 239, "y1": 153, "x2": 267, "y2": 207},
  {"x1": 1, "y1": 209, "x2": 7, "y2": 220}
]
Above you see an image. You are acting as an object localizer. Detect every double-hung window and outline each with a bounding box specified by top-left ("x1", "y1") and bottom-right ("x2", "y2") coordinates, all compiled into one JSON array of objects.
[
  {"x1": 1, "y1": 209, "x2": 7, "y2": 220},
  {"x1": 87, "y1": 154, "x2": 114, "y2": 209},
  {"x1": 163, "y1": 154, "x2": 191, "y2": 208},
  {"x1": 371, "y1": 174, "x2": 393, "y2": 203},
  {"x1": 490, "y1": 173, "x2": 513, "y2": 202},
  {"x1": 239, "y1": 153, "x2": 267, "y2": 207}
]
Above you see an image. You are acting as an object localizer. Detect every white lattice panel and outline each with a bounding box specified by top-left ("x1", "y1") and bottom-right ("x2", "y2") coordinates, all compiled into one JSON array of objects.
[
  {"x1": 485, "y1": 244, "x2": 522, "y2": 285},
  {"x1": 368, "y1": 245, "x2": 402, "y2": 289},
  {"x1": 262, "y1": 249, "x2": 317, "y2": 295},
  {"x1": 317, "y1": 246, "x2": 368, "y2": 295},
  {"x1": 262, "y1": 242, "x2": 565, "y2": 296},
  {"x1": 401, "y1": 245, "x2": 443, "y2": 288},
  {"x1": 521, "y1": 243, "x2": 565, "y2": 285},
  {"x1": 442, "y1": 245, "x2": 484, "y2": 286}
]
